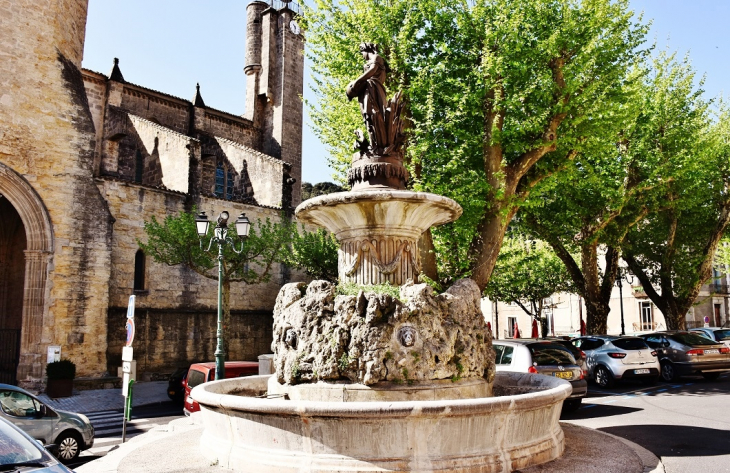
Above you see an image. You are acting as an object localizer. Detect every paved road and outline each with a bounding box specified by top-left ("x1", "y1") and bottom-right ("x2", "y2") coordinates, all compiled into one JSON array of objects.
[
  {"x1": 68, "y1": 401, "x2": 183, "y2": 469},
  {"x1": 562, "y1": 372, "x2": 730, "y2": 473}
]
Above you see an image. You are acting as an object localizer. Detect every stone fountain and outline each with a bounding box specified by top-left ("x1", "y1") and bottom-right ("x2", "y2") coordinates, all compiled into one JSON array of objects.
[{"x1": 193, "y1": 42, "x2": 570, "y2": 473}]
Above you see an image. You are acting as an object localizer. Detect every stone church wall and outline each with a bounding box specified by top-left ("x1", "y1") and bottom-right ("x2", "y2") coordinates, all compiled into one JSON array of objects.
[
  {"x1": 0, "y1": 0, "x2": 112, "y2": 382},
  {"x1": 99, "y1": 180, "x2": 288, "y2": 375},
  {"x1": 121, "y1": 86, "x2": 190, "y2": 135},
  {"x1": 196, "y1": 108, "x2": 260, "y2": 150}
]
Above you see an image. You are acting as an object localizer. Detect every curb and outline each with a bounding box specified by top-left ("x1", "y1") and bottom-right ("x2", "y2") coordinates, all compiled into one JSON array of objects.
[{"x1": 600, "y1": 429, "x2": 665, "y2": 473}]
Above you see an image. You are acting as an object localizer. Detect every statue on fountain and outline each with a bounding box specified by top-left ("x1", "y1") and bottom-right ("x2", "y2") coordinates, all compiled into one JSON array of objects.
[{"x1": 345, "y1": 42, "x2": 408, "y2": 190}]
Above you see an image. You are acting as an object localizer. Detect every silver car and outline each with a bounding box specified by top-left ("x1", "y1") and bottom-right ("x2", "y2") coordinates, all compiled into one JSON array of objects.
[
  {"x1": 640, "y1": 331, "x2": 730, "y2": 381},
  {"x1": 493, "y1": 340, "x2": 588, "y2": 411},
  {"x1": 689, "y1": 327, "x2": 730, "y2": 348},
  {"x1": 571, "y1": 336, "x2": 660, "y2": 388},
  {"x1": 0, "y1": 384, "x2": 94, "y2": 463},
  {"x1": 0, "y1": 416, "x2": 73, "y2": 472}
]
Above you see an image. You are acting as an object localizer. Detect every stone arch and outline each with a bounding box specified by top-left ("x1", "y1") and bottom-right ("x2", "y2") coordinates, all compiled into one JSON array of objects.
[{"x1": 0, "y1": 162, "x2": 54, "y2": 383}]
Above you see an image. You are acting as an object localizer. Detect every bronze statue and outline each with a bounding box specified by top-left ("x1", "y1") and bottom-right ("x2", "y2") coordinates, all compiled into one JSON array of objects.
[{"x1": 346, "y1": 43, "x2": 407, "y2": 190}]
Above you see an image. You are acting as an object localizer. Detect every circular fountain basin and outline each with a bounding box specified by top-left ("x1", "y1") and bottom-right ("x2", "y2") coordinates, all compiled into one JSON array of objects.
[{"x1": 194, "y1": 372, "x2": 570, "y2": 473}]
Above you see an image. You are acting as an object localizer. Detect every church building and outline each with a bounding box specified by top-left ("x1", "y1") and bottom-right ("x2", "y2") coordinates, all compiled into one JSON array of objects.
[{"x1": 0, "y1": 0, "x2": 304, "y2": 388}]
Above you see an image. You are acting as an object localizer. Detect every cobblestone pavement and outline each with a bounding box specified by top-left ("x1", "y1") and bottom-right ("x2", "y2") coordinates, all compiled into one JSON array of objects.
[{"x1": 36, "y1": 381, "x2": 170, "y2": 414}]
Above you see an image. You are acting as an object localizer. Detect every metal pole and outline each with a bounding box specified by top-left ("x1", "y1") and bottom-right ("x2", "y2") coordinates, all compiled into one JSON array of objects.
[
  {"x1": 618, "y1": 277, "x2": 626, "y2": 336},
  {"x1": 215, "y1": 238, "x2": 225, "y2": 381}
]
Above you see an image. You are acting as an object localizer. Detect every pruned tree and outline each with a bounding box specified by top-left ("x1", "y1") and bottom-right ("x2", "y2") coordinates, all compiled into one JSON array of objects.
[
  {"x1": 485, "y1": 236, "x2": 574, "y2": 335},
  {"x1": 139, "y1": 208, "x2": 295, "y2": 348},
  {"x1": 282, "y1": 227, "x2": 340, "y2": 283}
]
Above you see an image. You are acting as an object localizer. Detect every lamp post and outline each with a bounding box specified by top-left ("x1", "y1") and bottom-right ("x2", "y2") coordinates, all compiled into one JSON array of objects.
[
  {"x1": 615, "y1": 266, "x2": 635, "y2": 336},
  {"x1": 195, "y1": 210, "x2": 251, "y2": 381}
]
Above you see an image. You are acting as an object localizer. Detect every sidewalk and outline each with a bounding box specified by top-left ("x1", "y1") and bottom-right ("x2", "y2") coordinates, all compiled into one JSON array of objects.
[
  {"x1": 36, "y1": 381, "x2": 170, "y2": 414},
  {"x1": 77, "y1": 417, "x2": 664, "y2": 473}
]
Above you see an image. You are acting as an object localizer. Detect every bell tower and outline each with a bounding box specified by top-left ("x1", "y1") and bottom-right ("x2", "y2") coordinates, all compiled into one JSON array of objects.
[{"x1": 244, "y1": 0, "x2": 304, "y2": 206}]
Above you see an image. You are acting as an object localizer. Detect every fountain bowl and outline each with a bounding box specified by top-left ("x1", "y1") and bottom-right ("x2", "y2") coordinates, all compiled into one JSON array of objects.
[{"x1": 194, "y1": 371, "x2": 570, "y2": 473}]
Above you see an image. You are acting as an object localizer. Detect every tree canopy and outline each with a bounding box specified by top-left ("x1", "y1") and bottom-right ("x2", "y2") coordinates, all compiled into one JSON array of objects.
[{"x1": 303, "y1": 0, "x2": 649, "y2": 290}]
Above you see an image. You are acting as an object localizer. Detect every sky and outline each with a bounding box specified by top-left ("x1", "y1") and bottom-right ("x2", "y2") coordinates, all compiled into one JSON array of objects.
[{"x1": 82, "y1": 0, "x2": 730, "y2": 185}]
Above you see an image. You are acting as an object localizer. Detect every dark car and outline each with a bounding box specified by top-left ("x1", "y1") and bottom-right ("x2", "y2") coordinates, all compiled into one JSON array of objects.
[
  {"x1": 640, "y1": 331, "x2": 730, "y2": 381},
  {"x1": 167, "y1": 366, "x2": 189, "y2": 403},
  {"x1": 0, "y1": 416, "x2": 73, "y2": 472}
]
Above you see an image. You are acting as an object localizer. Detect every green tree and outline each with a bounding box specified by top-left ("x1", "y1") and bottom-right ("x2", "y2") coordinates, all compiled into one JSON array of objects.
[
  {"x1": 485, "y1": 236, "x2": 574, "y2": 335},
  {"x1": 138, "y1": 209, "x2": 295, "y2": 347},
  {"x1": 303, "y1": 0, "x2": 648, "y2": 290},
  {"x1": 301, "y1": 181, "x2": 345, "y2": 201},
  {"x1": 623, "y1": 94, "x2": 730, "y2": 330},
  {"x1": 282, "y1": 227, "x2": 340, "y2": 282}
]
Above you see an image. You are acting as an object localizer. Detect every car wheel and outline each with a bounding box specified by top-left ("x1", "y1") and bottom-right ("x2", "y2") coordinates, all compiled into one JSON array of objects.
[
  {"x1": 562, "y1": 398, "x2": 582, "y2": 412},
  {"x1": 660, "y1": 361, "x2": 677, "y2": 382},
  {"x1": 594, "y1": 366, "x2": 614, "y2": 388},
  {"x1": 55, "y1": 430, "x2": 81, "y2": 463},
  {"x1": 702, "y1": 372, "x2": 721, "y2": 381}
]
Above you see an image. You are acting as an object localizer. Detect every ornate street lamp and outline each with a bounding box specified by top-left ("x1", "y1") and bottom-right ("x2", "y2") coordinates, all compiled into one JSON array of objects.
[
  {"x1": 195, "y1": 211, "x2": 251, "y2": 380},
  {"x1": 616, "y1": 266, "x2": 635, "y2": 336}
]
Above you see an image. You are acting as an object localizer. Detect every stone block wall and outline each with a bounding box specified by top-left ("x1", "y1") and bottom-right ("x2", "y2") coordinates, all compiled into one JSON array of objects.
[
  {"x1": 106, "y1": 307, "x2": 274, "y2": 377},
  {"x1": 121, "y1": 86, "x2": 190, "y2": 135},
  {"x1": 0, "y1": 0, "x2": 113, "y2": 382},
  {"x1": 195, "y1": 108, "x2": 260, "y2": 150}
]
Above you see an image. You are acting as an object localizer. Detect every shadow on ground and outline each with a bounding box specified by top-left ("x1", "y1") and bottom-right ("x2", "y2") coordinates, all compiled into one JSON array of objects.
[
  {"x1": 600, "y1": 424, "x2": 730, "y2": 457},
  {"x1": 561, "y1": 404, "x2": 642, "y2": 420}
]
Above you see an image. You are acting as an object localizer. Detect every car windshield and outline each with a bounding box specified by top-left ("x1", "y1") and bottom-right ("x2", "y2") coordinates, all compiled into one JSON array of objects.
[
  {"x1": 0, "y1": 420, "x2": 51, "y2": 466},
  {"x1": 612, "y1": 338, "x2": 649, "y2": 350},
  {"x1": 186, "y1": 369, "x2": 207, "y2": 389},
  {"x1": 528, "y1": 344, "x2": 576, "y2": 365},
  {"x1": 714, "y1": 329, "x2": 730, "y2": 341},
  {"x1": 669, "y1": 332, "x2": 720, "y2": 346}
]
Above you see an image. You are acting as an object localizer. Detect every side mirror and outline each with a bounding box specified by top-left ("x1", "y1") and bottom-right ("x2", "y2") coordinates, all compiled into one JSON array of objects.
[
  {"x1": 39, "y1": 404, "x2": 47, "y2": 418},
  {"x1": 662, "y1": 341, "x2": 670, "y2": 348},
  {"x1": 44, "y1": 443, "x2": 59, "y2": 456}
]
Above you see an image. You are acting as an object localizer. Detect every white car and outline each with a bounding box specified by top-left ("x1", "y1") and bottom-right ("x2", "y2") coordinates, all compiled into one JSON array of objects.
[{"x1": 571, "y1": 336, "x2": 660, "y2": 388}]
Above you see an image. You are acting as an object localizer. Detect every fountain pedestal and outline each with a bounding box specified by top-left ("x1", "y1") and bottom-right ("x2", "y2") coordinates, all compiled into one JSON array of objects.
[{"x1": 296, "y1": 189, "x2": 462, "y2": 285}]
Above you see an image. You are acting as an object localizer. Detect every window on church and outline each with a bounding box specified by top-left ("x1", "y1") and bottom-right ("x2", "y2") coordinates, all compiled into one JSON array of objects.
[
  {"x1": 214, "y1": 161, "x2": 235, "y2": 200},
  {"x1": 135, "y1": 150, "x2": 144, "y2": 183},
  {"x1": 134, "y1": 249, "x2": 146, "y2": 291}
]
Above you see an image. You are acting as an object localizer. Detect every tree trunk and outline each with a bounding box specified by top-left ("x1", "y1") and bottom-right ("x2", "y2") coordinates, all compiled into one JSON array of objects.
[
  {"x1": 469, "y1": 203, "x2": 517, "y2": 291},
  {"x1": 418, "y1": 230, "x2": 438, "y2": 282}
]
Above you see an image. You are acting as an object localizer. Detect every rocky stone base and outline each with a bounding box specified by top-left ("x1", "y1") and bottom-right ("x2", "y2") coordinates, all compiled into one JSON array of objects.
[{"x1": 271, "y1": 278, "x2": 495, "y2": 386}]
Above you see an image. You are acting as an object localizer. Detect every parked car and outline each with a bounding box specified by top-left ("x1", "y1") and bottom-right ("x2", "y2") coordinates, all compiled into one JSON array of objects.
[
  {"x1": 0, "y1": 416, "x2": 73, "y2": 472},
  {"x1": 167, "y1": 366, "x2": 189, "y2": 403},
  {"x1": 183, "y1": 361, "x2": 259, "y2": 415},
  {"x1": 639, "y1": 331, "x2": 730, "y2": 381},
  {"x1": 0, "y1": 383, "x2": 94, "y2": 463},
  {"x1": 689, "y1": 327, "x2": 730, "y2": 348},
  {"x1": 570, "y1": 336, "x2": 660, "y2": 388},
  {"x1": 541, "y1": 337, "x2": 588, "y2": 374},
  {"x1": 492, "y1": 340, "x2": 587, "y2": 411}
]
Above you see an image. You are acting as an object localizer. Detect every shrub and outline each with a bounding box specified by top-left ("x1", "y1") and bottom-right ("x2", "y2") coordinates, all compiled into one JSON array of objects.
[{"x1": 46, "y1": 359, "x2": 76, "y2": 380}]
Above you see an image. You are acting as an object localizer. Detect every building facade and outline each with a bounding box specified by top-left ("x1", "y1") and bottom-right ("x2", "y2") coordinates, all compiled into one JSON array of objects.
[
  {"x1": 0, "y1": 0, "x2": 304, "y2": 388},
  {"x1": 483, "y1": 275, "x2": 729, "y2": 339}
]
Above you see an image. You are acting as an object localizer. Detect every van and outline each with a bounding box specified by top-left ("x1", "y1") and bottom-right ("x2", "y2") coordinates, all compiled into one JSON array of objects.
[{"x1": 183, "y1": 361, "x2": 258, "y2": 415}]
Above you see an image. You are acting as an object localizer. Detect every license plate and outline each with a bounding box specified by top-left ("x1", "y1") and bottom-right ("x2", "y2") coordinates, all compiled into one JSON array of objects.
[
  {"x1": 704, "y1": 349, "x2": 719, "y2": 354},
  {"x1": 634, "y1": 369, "x2": 650, "y2": 374},
  {"x1": 554, "y1": 371, "x2": 573, "y2": 379}
]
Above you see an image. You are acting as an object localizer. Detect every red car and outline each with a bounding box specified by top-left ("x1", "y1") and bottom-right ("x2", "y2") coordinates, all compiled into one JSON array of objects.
[{"x1": 183, "y1": 361, "x2": 258, "y2": 415}]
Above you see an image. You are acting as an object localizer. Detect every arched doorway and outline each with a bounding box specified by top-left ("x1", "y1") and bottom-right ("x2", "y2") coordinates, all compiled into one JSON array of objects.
[
  {"x1": 0, "y1": 162, "x2": 53, "y2": 384},
  {"x1": 0, "y1": 196, "x2": 26, "y2": 383}
]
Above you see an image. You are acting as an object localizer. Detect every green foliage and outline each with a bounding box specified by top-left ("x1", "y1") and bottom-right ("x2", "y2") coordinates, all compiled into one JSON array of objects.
[
  {"x1": 138, "y1": 207, "x2": 296, "y2": 333},
  {"x1": 46, "y1": 359, "x2": 76, "y2": 380},
  {"x1": 303, "y1": 0, "x2": 650, "y2": 288},
  {"x1": 339, "y1": 352, "x2": 352, "y2": 371},
  {"x1": 622, "y1": 75, "x2": 730, "y2": 328},
  {"x1": 485, "y1": 236, "x2": 573, "y2": 320},
  {"x1": 281, "y1": 227, "x2": 339, "y2": 282},
  {"x1": 301, "y1": 181, "x2": 346, "y2": 201},
  {"x1": 337, "y1": 282, "x2": 400, "y2": 299}
]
